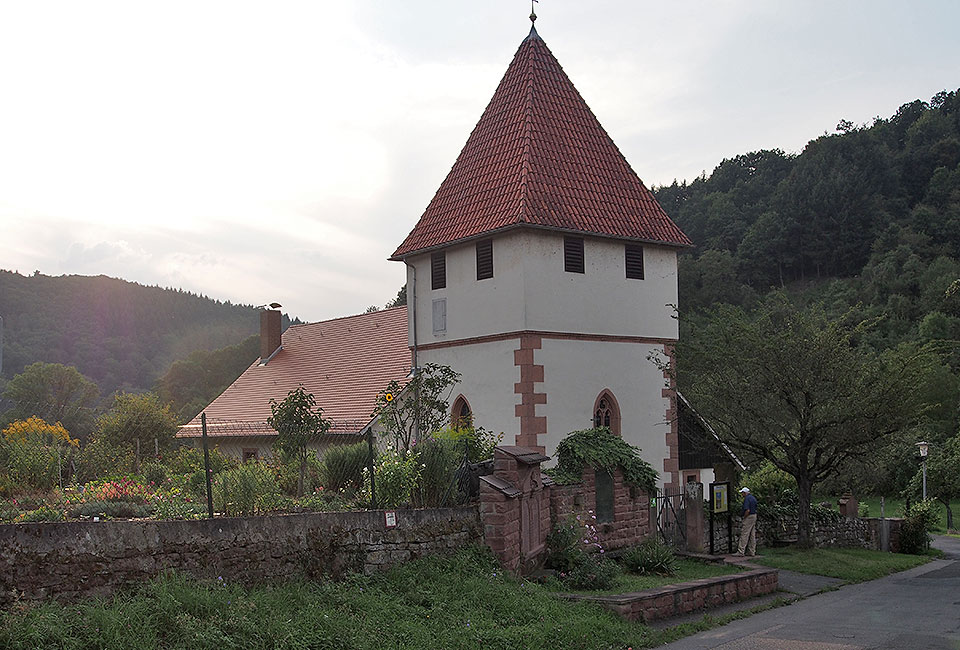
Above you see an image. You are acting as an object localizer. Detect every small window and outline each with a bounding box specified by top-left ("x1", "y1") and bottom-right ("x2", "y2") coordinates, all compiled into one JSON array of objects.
[
  {"x1": 432, "y1": 298, "x2": 446, "y2": 334},
  {"x1": 476, "y1": 240, "x2": 493, "y2": 280},
  {"x1": 625, "y1": 245, "x2": 644, "y2": 279},
  {"x1": 564, "y1": 237, "x2": 584, "y2": 273},
  {"x1": 242, "y1": 448, "x2": 259, "y2": 463},
  {"x1": 452, "y1": 395, "x2": 473, "y2": 428},
  {"x1": 431, "y1": 252, "x2": 446, "y2": 290}
]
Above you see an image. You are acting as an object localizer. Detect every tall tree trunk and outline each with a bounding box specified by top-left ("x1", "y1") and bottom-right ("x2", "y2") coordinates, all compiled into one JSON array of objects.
[
  {"x1": 796, "y1": 476, "x2": 814, "y2": 549},
  {"x1": 945, "y1": 501, "x2": 953, "y2": 531}
]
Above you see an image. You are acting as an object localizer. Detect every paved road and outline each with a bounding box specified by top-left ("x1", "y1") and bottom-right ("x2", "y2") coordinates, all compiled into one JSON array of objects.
[{"x1": 658, "y1": 536, "x2": 960, "y2": 650}]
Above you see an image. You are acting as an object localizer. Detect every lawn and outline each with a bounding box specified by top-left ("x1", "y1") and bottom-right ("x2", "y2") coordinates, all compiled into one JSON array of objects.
[
  {"x1": 543, "y1": 558, "x2": 741, "y2": 595},
  {"x1": 0, "y1": 546, "x2": 756, "y2": 650},
  {"x1": 820, "y1": 495, "x2": 953, "y2": 533},
  {"x1": 752, "y1": 547, "x2": 930, "y2": 582}
]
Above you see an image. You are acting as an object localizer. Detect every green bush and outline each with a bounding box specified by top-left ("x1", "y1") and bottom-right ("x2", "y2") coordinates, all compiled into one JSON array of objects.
[
  {"x1": 294, "y1": 489, "x2": 358, "y2": 513},
  {"x1": 73, "y1": 500, "x2": 154, "y2": 519},
  {"x1": 76, "y1": 438, "x2": 133, "y2": 484},
  {"x1": 432, "y1": 425, "x2": 503, "y2": 463},
  {"x1": 546, "y1": 519, "x2": 586, "y2": 573},
  {"x1": 163, "y1": 446, "x2": 236, "y2": 476},
  {"x1": 272, "y1": 451, "x2": 323, "y2": 496},
  {"x1": 413, "y1": 437, "x2": 460, "y2": 507},
  {"x1": 367, "y1": 447, "x2": 422, "y2": 508},
  {"x1": 320, "y1": 442, "x2": 369, "y2": 493},
  {"x1": 142, "y1": 461, "x2": 167, "y2": 488},
  {"x1": 214, "y1": 461, "x2": 280, "y2": 516},
  {"x1": 19, "y1": 506, "x2": 67, "y2": 523},
  {"x1": 547, "y1": 427, "x2": 658, "y2": 492},
  {"x1": 563, "y1": 554, "x2": 620, "y2": 591},
  {"x1": 622, "y1": 538, "x2": 677, "y2": 576},
  {"x1": 2, "y1": 438, "x2": 64, "y2": 491},
  {"x1": 899, "y1": 499, "x2": 937, "y2": 554}
]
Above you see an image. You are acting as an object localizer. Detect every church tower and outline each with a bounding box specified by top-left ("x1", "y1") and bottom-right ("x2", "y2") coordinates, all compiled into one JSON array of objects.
[{"x1": 391, "y1": 22, "x2": 691, "y2": 489}]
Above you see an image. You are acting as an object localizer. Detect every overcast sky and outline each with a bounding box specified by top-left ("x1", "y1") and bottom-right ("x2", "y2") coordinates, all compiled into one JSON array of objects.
[{"x1": 2, "y1": 1, "x2": 958, "y2": 324}]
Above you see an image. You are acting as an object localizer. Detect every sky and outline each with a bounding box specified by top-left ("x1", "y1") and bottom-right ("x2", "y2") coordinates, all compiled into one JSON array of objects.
[{"x1": 1, "y1": 1, "x2": 958, "y2": 324}]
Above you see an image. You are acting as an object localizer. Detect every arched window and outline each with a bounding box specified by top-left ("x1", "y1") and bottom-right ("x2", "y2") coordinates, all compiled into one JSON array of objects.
[
  {"x1": 451, "y1": 395, "x2": 473, "y2": 429},
  {"x1": 592, "y1": 391, "x2": 621, "y2": 436}
]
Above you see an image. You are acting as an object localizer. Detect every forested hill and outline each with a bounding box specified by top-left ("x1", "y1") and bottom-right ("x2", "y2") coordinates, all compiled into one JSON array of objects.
[
  {"x1": 0, "y1": 271, "x2": 295, "y2": 397},
  {"x1": 655, "y1": 87, "x2": 960, "y2": 345}
]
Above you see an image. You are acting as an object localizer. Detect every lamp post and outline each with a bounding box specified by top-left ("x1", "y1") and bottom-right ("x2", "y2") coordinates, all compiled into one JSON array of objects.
[{"x1": 917, "y1": 441, "x2": 929, "y2": 501}]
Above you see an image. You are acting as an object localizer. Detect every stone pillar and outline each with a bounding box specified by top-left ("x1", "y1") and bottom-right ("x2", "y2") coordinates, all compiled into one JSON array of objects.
[{"x1": 685, "y1": 482, "x2": 705, "y2": 553}]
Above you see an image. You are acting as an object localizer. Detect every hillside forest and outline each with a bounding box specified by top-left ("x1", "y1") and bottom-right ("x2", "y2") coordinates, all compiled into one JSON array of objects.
[{"x1": 656, "y1": 88, "x2": 960, "y2": 497}]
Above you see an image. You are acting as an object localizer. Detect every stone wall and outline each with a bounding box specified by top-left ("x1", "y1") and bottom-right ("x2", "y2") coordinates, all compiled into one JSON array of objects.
[
  {"x1": 480, "y1": 446, "x2": 652, "y2": 573},
  {"x1": 561, "y1": 566, "x2": 778, "y2": 623},
  {"x1": 550, "y1": 467, "x2": 651, "y2": 552},
  {"x1": 0, "y1": 506, "x2": 481, "y2": 606},
  {"x1": 705, "y1": 513, "x2": 903, "y2": 553}
]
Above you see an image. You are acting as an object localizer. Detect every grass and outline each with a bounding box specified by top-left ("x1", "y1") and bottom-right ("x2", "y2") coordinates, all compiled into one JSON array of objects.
[
  {"x1": 819, "y1": 495, "x2": 953, "y2": 533},
  {"x1": 752, "y1": 547, "x2": 930, "y2": 582},
  {"x1": 543, "y1": 558, "x2": 741, "y2": 595},
  {"x1": 0, "y1": 546, "x2": 749, "y2": 650}
]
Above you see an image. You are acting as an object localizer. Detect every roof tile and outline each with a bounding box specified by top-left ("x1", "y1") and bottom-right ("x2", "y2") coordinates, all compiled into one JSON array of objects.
[{"x1": 392, "y1": 27, "x2": 690, "y2": 259}]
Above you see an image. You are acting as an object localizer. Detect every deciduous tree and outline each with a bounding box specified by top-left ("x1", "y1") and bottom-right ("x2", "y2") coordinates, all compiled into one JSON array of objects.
[
  {"x1": 268, "y1": 386, "x2": 330, "y2": 497},
  {"x1": 676, "y1": 295, "x2": 939, "y2": 547}
]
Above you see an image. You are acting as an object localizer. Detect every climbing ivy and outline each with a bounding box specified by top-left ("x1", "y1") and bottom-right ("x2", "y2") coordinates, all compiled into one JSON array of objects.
[{"x1": 546, "y1": 427, "x2": 658, "y2": 493}]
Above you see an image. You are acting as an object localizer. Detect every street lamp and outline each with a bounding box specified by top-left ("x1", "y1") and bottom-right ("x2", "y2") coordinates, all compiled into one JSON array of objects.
[{"x1": 917, "y1": 441, "x2": 929, "y2": 500}]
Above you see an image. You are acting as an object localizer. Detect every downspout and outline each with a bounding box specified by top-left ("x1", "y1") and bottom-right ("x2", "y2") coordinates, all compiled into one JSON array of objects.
[{"x1": 408, "y1": 262, "x2": 418, "y2": 369}]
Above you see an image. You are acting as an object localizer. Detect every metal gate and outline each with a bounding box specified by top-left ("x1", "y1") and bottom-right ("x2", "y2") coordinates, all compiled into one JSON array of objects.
[{"x1": 656, "y1": 486, "x2": 687, "y2": 547}]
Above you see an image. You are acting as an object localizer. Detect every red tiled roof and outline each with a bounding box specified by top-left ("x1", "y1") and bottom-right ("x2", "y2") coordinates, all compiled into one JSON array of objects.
[
  {"x1": 391, "y1": 26, "x2": 691, "y2": 260},
  {"x1": 178, "y1": 307, "x2": 410, "y2": 438}
]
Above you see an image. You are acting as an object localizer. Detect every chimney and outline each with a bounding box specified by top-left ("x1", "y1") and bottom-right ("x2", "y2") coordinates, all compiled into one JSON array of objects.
[{"x1": 260, "y1": 309, "x2": 283, "y2": 363}]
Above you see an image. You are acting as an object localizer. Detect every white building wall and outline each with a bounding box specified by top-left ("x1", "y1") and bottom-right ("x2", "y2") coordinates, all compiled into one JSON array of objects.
[
  {"x1": 537, "y1": 338, "x2": 670, "y2": 486},
  {"x1": 418, "y1": 339, "x2": 520, "y2": 440},
  {"x1": 521, "y1": 231, "x2": 678, "y2": 339}
]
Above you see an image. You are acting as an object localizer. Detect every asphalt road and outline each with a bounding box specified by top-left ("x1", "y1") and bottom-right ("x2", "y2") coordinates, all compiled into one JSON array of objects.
[{"x1": 658, "y1": 536, "x2": 960, "y2": 650}]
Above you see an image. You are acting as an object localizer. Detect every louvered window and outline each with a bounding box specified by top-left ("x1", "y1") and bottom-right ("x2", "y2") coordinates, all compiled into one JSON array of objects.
[
  {"x1": 431, "y1": 252, "x2": 446, "y2": 290},
  {"x1": 564, "y1": 237, "x2": 584, "y2": 273},
  {"x1": 625, "y1": 244, "x2": 644, "y2": 280},
  {"x1": 476, "y1": 239, "x2": 493, "y2": 280}
]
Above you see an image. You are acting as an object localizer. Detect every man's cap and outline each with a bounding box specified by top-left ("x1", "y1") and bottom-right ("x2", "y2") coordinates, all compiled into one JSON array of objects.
[{"x1": 739, "y1": 487, "x2": 750, "y2": 493}]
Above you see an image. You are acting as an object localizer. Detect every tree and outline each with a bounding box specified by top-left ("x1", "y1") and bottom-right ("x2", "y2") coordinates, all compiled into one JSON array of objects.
[
  {"x1": 911, "y1": 434, "x2": 960, "y2": 530},
  {"x1": 2, "y1": 362, "x2": 100, "y2": 440},
  {"x1": 371, "y1": 363, "x2": 461, "y2": 453},
  {"x1": 385, "y1": 284, "x2": 407, "y2": 308},
  {"x1": 94, "y1": 392, "x2": 178, "y2": 473},
  {"x1": 677, "y1": 295, "x2": 938, "y2": 547},
  {"x1": 268, "y1": 386, "x2": 330, "y2": 497},
  {"x1": 1, "y1": 416, "x2": 80, "y2": 490}
]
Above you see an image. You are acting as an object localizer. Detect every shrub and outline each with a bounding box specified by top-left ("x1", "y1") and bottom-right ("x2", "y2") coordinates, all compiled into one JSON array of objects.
[
  {"x1": 18, "y1": 506, "x2": 67, "y2": 523},
  {"x1": 548, "y1": 427, "x2": 658, "y2": 492},
  {"x1": 76, "y1": 438, "x2": 133, "y2": 484},
  {"x1": 142, "y1": 461, "x2": 167, "y2": 488},
  {"x1": 432, "y1": 425, "x2": 503, "y2": 463},
  {"x1": 74, "y1": 500, "x2": 154, "y2": 519},
  {"x1": 272, "y1": 451, "x2": 323, "y2": 496},
  {"x1": 320, "y1": 442, "x2": 369, "y2": 493},
  {"x1": 413, "y1": 437, "x2": 461, "y2": 507},
  {"x1": 214, "y1": 461, "x2": 280, "y2": 516},
  {"x1": 1, "y1": 419, "x2": 77, "y2": 491},
  {"x1": 899, "y1": 499, "x2": 937, "y2": 554},
  {"x1": 546, "y1": 518, "x2": 587, "y2": 573},
  {"x1": 294, "y1": 489, "x2": 358, "y2": 513},
  {"x1": 153, "y1": 488, "x2": 205, "y2": 520},
  {"x1": 622, "y1": 538, "x2": 677, "y2": 576},
  {"x1": 562, "y1": 554, "x2": 620, "y2": 591},
  {"x1": 366, "y1": 447, "x2": 422, "y2": 508},
  {"x1": 83, "y1": 477, "x2": 155, "y2": 503},
  {"x1": 858, "y1": 502, "x2": 870, "y2": 517},
  {"x1": 164, "y1": 446, "x2": 236, "y2": 476}
]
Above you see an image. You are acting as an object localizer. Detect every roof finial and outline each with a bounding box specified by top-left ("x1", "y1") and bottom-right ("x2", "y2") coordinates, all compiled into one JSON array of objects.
[{"x1": 530, "y1": 0, "x2": 538, "y2": 24}]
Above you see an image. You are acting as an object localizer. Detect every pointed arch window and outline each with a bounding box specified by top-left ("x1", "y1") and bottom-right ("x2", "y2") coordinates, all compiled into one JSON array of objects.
[
  {"x1": 592, "y1": 391, "x2": 621, "y2": 436},
  {"x1": 451, "y1": 395, "x2": 473, "y2": 429}
]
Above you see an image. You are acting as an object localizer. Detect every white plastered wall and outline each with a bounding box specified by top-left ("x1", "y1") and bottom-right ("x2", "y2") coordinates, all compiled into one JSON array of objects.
[
  {"x1": 537, "y1": 338, "x2": 671, "y2": 487},
  {"x1": 418, "y1": 339, "x2": 520, "y2": 440}
]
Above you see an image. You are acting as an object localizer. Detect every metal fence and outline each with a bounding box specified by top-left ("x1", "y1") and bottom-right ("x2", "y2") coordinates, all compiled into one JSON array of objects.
[{"x1": 0, "y1": 410, "x2": 476, "y2": 523}]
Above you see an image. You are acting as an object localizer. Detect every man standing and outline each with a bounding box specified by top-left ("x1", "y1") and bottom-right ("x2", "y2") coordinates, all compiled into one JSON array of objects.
[{"x1": 736, "y1": 486, "x2": 758, "y2": 556}]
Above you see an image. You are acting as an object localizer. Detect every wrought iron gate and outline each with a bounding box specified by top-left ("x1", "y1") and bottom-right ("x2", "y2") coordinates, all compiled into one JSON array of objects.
[{"x1": 656, "y1": 486, "x2": 687, "y2": 547}]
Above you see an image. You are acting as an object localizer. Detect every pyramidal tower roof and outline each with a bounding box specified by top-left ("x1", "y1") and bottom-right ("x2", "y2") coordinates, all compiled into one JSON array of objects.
[{"x1": 391, "y1": 24, "x2": 691, "y2": 260}]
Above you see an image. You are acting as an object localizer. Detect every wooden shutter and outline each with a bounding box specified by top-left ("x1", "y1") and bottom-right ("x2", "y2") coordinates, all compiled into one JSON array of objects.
[
  {"x1": 625, "y1": 244, "x2": 644, "y2": 279},
  {"x1": 431, "y1": 252, "x2": 446, "y2": 289},
  {"x1": 476, "y1": 240, "x2": 493, "y2": 280},
  {"x1": 564, "y1": 237, "x2": 584, "y2": 273}
]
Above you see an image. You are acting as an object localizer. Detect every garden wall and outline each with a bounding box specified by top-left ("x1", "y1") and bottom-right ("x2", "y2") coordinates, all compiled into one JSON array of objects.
[
  {"x1": 561, "y1": 566, "x2": 778, "y2": 623},
  {"x1": 704, "y1": 513, "x2": 903, "y2": 553},
  {"x1": 0, "y1": 506, "x2": 481, "y2": 606},
  {"x1": 480, "y1": 446, "x2": 652, "y2": 573}
]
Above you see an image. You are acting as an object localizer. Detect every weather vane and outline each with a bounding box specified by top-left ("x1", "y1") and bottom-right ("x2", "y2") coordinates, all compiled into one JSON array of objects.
[{"x1": 530, "y1": 0, "x2": 538, "y2": 23}]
